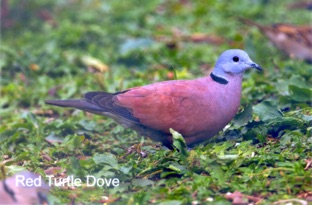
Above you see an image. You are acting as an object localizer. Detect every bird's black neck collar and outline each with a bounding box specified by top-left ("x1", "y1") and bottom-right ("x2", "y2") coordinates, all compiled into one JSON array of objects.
[{"x1": 210, "y1": 73, "x2": 228, "y2": 85}]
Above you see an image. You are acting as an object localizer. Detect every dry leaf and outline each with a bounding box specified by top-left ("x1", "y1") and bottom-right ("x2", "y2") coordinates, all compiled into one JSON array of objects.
[{"x1": 81, "y1": 56, "x2": 109, "y2": 72}]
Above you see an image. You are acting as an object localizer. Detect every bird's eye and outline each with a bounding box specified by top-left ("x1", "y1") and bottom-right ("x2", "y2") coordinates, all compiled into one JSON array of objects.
[{"x1": 233, "y1": 56, "x2": 239, "y2": 62}]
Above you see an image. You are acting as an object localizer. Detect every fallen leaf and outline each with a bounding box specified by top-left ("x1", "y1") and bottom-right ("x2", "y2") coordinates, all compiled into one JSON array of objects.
[
  {"x1": 304, "y1": 159, "x2": 312, "y2": 170},
  {"x1": 273, "y1": 198, "x2": 308, "y2": 205},
  {"x1": 29, "y1": 63, "x2": 40, "y2": 71},
  {"x1": 81, "y1": 56, "x2": 109, "y2": 72},
  {"x1": 225, "y1": 191, "x2": 262, "y2": 205},
  {"x1": 44, "y1": 167, "x2": 65, "y2": 175}
]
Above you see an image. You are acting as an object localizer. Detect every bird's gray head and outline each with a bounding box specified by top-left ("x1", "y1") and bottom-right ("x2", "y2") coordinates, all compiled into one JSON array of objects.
[{"x1": 211, "y1": 49, "x2": 262, "y2": 84}]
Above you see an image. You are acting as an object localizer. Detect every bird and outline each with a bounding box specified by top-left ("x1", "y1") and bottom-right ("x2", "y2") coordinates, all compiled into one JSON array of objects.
[
  {"x1": 240, "y1": 18, "x2": 312, "y2": 63},
  {"x1": 0, "y1": 171, "x2": 50, "y2": 204},
  {"x1": 287, "y1": 1, "x2": 312, "y2": 10},
  {"x1": 46, "y1": 49, "x2": 262, "y2": 148}
]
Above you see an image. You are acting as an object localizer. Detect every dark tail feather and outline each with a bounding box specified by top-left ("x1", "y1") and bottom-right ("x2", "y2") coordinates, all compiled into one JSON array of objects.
[{"x1": 45, "y1": 99, "x2": 104, "y2": 113}]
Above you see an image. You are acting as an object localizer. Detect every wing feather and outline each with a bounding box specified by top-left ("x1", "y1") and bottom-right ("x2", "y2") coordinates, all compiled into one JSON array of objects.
[
  {"x1": 83, "y1": 91, "x2": 140, "y2": 123},
  {"x1": 115, "y1": 79, "x2": 210, "y2": 134}
]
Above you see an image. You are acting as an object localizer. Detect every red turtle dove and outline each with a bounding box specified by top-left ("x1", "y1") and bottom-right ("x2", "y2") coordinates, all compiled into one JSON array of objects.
[
  {"x1": 46, "y1": 49, "x2": 262, "y2": 147},
  {"x1": 241, "y1": 18, "x2": 312, "y2": 63},
  {"x1": 0, "y1": 171, "x2": 50, "y2": 204},
  {"x1": 287, "y1": 1, "x2": 312, "y2": 10}
]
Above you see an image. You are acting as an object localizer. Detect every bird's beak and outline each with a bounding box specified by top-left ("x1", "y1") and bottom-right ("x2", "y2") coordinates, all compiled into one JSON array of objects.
[{"x1": 250, "y1": 63, "x2": 262, "y2": 71}]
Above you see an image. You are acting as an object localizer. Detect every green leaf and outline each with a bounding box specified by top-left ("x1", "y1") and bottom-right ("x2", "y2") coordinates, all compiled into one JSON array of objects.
[
  {"x1": 45, "y1": 132, "x2": 64, "y2": 144},
  {"x1": 79, "y1": 157, "x2": 95, "y2": 169},
  {"x1": 243, "y1": 125, "x2": 268, "y2": 143},
  {"x1": 268, "y1": 117, "x2": 304, "y2": 130},
  {"x1": 4, "y1": 166, "x2": 26, "y2": 176},
  {"x1": 170, "y1": 128, "x2": 189, "y2": 157},
  {"x1": 69, "y1": 157, "x2": 81, "y2": 174},
  {"x1": 217, "y1": 155, "x2": 238, "y2": 160},
  {"x1": 77, "y1": 120, "x2": 96, "y2": 131},
  {"x1": 94, "y1": 169, "x2": 115, "y2": 178},
  {"x1": 253, "y1": 101, "x2": 283, "y2": 122},
  {"x1": 120, "y1": 38, "x2": 154, "y2": 55},
  {"x1": 132, "y1": 178, "x2": 154, "y2": 187},
  {"x1": 93, "y1": 153, "x2": 118, "y2": 169},
  {"x1": 288, "y1": 85, "x2": 312, "y2": 102},
  {"x1": 167, "y1": 162, "x2": 187, "y2": 173},
  {"x1": 288, "y1": 108, "x2": 312, "y2": 123},
  {"x1": 21, "y1": 111, "x2": 39, "y2": 129},
  {"x1": 307, "y1": 127, "x2": 312, "y2": 137},
  {"x1": 120, "y1": 165, "x2": 132, "y2": 175},
  {"x1": 280, "y1": 130, "x2": 304, "y2": 147},
  {"x1": 276, "y1": 75, "x2": 311, "y2": 95},
  {"x1": 158, "y1": 200, "x2": 183, "y2": 205},
  {"x1": 209, "y1": 165, "x2": 226, "y2": 183},
  {"x1": 72, "y1": 135, "x2": 85, "y2": 147},
  {"x1": 233, "y1": 104, "x2": 253, "y2": 127},
  {"x1": 212, "y1": 141, "x2": 235, "y2": 156}
]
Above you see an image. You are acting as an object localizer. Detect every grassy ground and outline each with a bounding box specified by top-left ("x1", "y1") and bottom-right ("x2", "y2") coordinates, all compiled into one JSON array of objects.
[{"x1": 1, "y1": 0, "x2": 312, "y2": 204}]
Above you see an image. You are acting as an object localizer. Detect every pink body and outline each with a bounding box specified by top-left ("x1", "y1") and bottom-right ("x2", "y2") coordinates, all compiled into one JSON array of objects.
[{"x1": 116, "y1": 74, "x2": 243, "y2": 145}]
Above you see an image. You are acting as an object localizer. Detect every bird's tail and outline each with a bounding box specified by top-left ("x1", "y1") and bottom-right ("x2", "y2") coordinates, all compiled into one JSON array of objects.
[{"x1": 45, "y1": 99, "x2": 103, "y2": 113}]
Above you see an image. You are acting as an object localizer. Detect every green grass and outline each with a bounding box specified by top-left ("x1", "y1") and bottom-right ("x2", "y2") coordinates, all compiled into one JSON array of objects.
[{"x1": 1, "y1": 0, "x2": 311, "y2": 204}]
